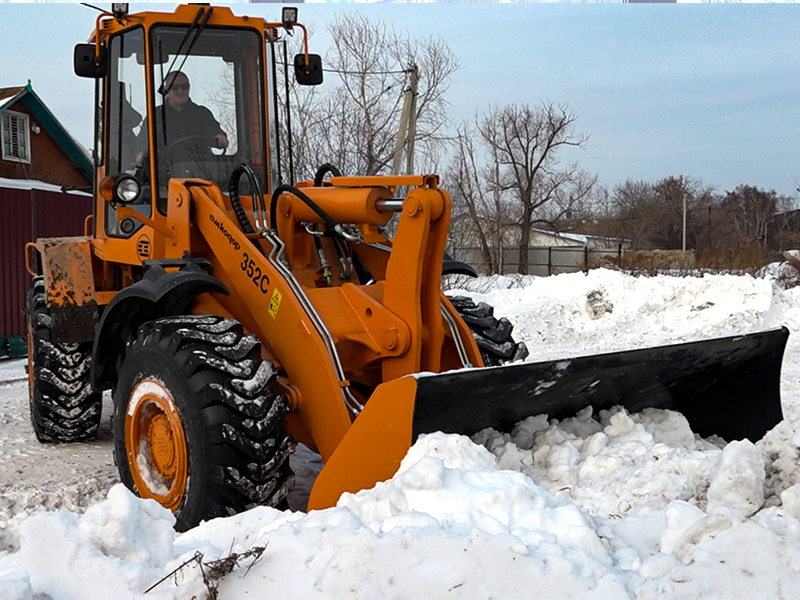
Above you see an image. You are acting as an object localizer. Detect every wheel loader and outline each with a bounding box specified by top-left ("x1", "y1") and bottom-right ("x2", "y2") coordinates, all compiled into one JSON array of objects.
[{"x1": 24, "y1": 4, "x2": 788, "y2": 531}]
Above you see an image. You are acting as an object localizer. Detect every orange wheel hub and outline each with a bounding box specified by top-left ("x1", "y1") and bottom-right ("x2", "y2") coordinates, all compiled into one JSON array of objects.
[{"x1": 125, "y1": 379, "x2": 188, "y2": 511}]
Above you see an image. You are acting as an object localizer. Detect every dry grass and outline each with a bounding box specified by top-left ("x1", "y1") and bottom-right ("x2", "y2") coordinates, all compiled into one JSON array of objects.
[{"x1": 595, "y1": 243, "x2": 773, "y2": 277}]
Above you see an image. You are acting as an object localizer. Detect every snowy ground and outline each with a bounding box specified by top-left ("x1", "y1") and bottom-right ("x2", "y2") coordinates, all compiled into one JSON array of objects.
[{"x1": 3, "y1": 267, "x2": 800, "y2": 599}]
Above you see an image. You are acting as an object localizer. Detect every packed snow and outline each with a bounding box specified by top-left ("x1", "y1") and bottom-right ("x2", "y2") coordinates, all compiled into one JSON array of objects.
[{"x1": 4, "y1": 267, "x2": 800, "y2": 599}]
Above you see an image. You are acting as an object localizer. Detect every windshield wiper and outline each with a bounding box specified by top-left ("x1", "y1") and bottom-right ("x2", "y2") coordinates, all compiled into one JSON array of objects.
[
  {"x1": 159, "y1": 6, "x2": 212, "y2": 95},
  {"x1": 158, "y1": 6, "x2": 214, "y2": 145}
]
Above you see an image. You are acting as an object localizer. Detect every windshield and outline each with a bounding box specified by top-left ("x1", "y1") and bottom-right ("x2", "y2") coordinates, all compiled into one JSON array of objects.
[{"x1": 147, "y1": 25, "x2": 268, "y2": 212}]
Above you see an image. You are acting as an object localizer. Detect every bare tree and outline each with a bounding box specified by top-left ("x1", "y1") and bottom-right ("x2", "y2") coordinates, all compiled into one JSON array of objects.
[
  {"x1": 720, "y1": 185, "x2": 789, "y2": 245},
  {"x1": 447, "y1": 123, "x2": 510, "y2": 273},
  {"x1": 286, "y1": 14, "x2": 460, "y2": 179},
  {"x1": 202, "y1": 65, "x2": 237, "y2": 151},
  {"x1": 598, "y1": 176, "x2": 717, "y2": 251},
  {"x1": 599, "y1": 180, "x2": 657, "y2": 249},
  {"x1": 477, "y1": 102, "x2": 593, "y2": 274}
]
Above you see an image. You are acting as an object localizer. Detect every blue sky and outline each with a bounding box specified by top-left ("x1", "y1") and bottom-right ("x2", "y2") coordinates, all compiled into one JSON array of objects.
[{"x1": 0, "y1": 2, "x2": 797, "y2": 197}]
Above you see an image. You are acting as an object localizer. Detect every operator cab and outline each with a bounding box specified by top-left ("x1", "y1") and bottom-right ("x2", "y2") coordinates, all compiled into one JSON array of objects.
[
  {"x1": 74, "y1": 6, "x2": 322, "y2": 241},
  {"x1": 105, "y1": 25, "x2": 267, "y2": 237}
]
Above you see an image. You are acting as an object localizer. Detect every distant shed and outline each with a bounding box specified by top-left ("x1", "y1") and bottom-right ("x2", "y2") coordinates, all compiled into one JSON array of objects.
[{"x1": 0, "y1": 83, "x2": 93, "y2": 340}]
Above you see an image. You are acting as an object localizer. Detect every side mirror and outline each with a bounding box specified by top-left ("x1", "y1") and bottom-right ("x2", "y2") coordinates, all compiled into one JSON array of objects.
[
  {"x1": 74, "y1": 44, "x2": 108, "y2": 78},
  {"x1": 294, "y1": 53, "x2": 323, "y2": 86}
]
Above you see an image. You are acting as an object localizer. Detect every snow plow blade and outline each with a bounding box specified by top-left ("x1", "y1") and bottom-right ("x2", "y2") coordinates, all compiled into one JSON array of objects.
[{"x1": 308, "y1": 327, "x2": 788, "y2": 510}]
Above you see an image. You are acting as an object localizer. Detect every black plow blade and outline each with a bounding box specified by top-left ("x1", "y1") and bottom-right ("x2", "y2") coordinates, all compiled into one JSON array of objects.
[{"x1": 413, "y1": 327, "x2": 789, "y2": 443}]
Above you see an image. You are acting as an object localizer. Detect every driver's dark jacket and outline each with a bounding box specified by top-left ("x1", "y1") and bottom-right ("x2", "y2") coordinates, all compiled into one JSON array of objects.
[{"x1": 139, "y1": 99, "x2": 224, "y2": 159}]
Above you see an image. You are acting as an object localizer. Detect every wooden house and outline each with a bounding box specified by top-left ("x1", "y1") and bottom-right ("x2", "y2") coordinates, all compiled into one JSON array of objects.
[{"x1": 0, "y1": 83, "x2": 93, "y2": 350}]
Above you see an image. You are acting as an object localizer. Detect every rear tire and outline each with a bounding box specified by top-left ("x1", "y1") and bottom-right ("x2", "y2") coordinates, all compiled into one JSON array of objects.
[
  {"x1": 26, "y1": 276, "x2": 102, "y2": 442},
  {"x1": 448, "y1": 295, "x2": 529, "y2": 367},
  {"x1": 113, "y1": 315, "x2": 294, "y2": 531}
]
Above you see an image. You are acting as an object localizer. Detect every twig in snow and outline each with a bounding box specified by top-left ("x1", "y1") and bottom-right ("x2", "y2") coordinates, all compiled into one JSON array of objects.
[
  {"x1": 199, "y1": 544, "x2": 268, "y2": 600},
  {"x1": 449, "y1": 582, "x2": 465, "y2": 592},
  {"x1": 143, "y1": 544, "x2": 267, "y2": 598},
  {"x1": 144, "y1": 551, "x2": 203, "y2": 594}
]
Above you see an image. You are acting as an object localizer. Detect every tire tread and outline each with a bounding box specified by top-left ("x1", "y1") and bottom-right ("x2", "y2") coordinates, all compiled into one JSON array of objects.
[
  {"x1": 27, "y1": 277, "x2": 101, "y2": 443},
  {"x1": 114, "y1": 314, "x2": 294, "y2": 530}
]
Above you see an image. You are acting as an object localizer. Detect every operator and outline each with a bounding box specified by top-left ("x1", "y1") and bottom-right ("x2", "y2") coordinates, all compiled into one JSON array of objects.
[{"x1": 136, "y1": 70, "x2": 228, "y2": 169}]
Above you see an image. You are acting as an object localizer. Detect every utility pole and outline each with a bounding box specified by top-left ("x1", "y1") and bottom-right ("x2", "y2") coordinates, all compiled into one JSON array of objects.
[
  {"x1": 405, "y1": 65, "x2": 419, "y2": 176},
  {"x1": 682, "y1": 192, "x2": 687, "y2": 253},
  {"x1": 391, "y1": 64, "x2": 419, "y2": 176},
  {"x1": 708, "y1": 205, "x2": 713, "y2": 249}
]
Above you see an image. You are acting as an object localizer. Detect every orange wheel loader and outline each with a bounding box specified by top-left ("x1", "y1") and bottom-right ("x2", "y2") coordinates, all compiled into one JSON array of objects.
[{"x1": 24, "y1": 5, "x2": 788, "y2": 531}]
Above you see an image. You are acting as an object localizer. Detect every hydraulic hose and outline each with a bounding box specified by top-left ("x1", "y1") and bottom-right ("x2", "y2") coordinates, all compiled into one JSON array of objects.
[
  {"x1": 270, "y1": 183, "x2": 339, "y2": 233},
  {"x1": 313, "y1": 163, "x2": 342, "y2": 187},
  {"x1": 228, "y1": 163, "x2": 258, "y2": 235}
]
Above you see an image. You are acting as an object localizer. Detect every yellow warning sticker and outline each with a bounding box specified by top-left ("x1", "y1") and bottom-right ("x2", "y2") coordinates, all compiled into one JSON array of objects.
[{"x1": 268, "y1": 289, "x2": 282, "y2": 319}]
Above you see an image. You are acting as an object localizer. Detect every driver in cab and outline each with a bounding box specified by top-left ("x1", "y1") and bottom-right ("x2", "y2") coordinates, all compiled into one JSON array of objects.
[{"x1": 136, "y1": 70, "x2": 228, "y2": 170}]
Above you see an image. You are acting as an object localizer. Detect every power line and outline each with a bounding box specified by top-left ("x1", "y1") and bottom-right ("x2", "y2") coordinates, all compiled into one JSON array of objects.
[
  {"x1": 277, "y1": 61, "x2": 411, "y2": 76},
  {"x1": 327, "y1": 67, "x2": 413, "y2": 76}
]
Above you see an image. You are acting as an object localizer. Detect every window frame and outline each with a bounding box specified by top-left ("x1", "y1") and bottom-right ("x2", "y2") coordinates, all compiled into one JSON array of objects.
[
  {"x1": 104, "y1": 25, "x2": 151, "y2": 239},
  {"x1": 1, "y1": 110, "x2": 31, "y2": 164}
]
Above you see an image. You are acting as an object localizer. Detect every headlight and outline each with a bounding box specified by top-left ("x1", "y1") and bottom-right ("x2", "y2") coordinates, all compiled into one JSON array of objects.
[{"x1": 114, "y1": 174, "x2": 141, "y2": 204}]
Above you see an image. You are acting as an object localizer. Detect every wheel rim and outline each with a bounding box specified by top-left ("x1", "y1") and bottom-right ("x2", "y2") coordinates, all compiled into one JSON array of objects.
[{"x1": 125, "y1": 378, "x2": 188, "y2": 511}]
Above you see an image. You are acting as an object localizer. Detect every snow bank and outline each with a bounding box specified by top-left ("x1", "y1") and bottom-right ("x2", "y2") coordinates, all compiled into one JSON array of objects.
[
  {"x1": 4, "y1": 430, "x2": 800, "y2": 599},
  {"x1": 4, "y1": 268, "x2": 800, "y2": 598},
  {"x1": 466, "y1": 269, "x2": 799, "y2": 361}
]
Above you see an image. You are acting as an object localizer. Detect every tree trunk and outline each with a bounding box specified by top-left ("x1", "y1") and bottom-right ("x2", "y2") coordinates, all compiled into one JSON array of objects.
[
  {"x1": 518, "y1": 206, "x2": 532, "y2": 275},
  {"x1": 474, "y1": 218, "x2": 495, "y2": 274}
]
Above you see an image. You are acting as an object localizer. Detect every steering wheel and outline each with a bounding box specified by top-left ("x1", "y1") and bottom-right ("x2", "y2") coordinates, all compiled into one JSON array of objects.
[{"x1": 165, "y1": 134, "x2": 226, "y2": 163}]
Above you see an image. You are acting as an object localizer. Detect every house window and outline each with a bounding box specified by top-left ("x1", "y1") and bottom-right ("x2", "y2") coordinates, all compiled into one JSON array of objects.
[{"x1": 2, "y1": 110, "x2": 31, "y2": 164}]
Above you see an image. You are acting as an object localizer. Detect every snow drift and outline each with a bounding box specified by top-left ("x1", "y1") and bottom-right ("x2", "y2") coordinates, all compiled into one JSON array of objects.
[{"x1": 3, "y1": 268, "x2": 800, "y2": 599}]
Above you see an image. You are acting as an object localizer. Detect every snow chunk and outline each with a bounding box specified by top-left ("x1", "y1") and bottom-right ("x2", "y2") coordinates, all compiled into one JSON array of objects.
[
  {"x1": 78, "y1": 484, "x2": 175, "y2": 567},
  {"x1": 0, "y1": 572, "x2": 33, "y2": 600},
  {"x1": 706, "y1": 440, "x2": 765, "y2": 516},
  {"x1": 475, "y1": 405, "x2": 722, "y2": 516},
  {"x1": 780, "y1": 483, "x2": 800, "y2": 520},
  {"x1": 660, "y1": 501, "x2": 706, "y2": 554},
  {"x1": 397, "y1": 432, "x2": 498, "y2": 475},
  {"x1": 338, "y1": 432, "x2": 612, "y2": 565},
  {"x1": 12, "y1": 485, "x2": 179, "y2": 600}
]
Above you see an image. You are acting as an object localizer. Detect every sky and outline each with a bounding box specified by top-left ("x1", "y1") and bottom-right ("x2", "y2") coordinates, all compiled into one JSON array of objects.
[{"x1": 0, "y1": 2, "x2": 798, "y2": 198}]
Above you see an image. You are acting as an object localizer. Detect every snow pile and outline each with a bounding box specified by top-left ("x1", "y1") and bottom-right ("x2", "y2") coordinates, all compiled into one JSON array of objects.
[
  {"x1": 475, "y1": 407, "x2": 725, "y2": 516},
  {"x1": 469, "y1": 269, "x2": 795, "y2": 361},
  {"x1": 4, "y1": 268, "x2": 800, "y2": 598}
]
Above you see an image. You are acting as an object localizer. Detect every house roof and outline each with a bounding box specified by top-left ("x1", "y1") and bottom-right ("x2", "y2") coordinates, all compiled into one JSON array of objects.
[
  {"x1": 0, "y1": 176, "x2": 92, "y2": 196},
  {"x1": 531, "y1": 228, "x2": 631, "y2": 246},
  {"x1": 0, "y1": 82, "x2": 92, "y2": 181},
  {"x1": 0, "y1": 86, "x2": 25, "y2": 109}
]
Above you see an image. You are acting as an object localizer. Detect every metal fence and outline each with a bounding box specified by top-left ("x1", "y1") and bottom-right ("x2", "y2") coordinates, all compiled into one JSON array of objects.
[
  {"x1": 456, "y1": 245, "x2": 625, "y2": 276},
  {"x1": 0, "y1": 186, "x2": 92, "y2": 337}
]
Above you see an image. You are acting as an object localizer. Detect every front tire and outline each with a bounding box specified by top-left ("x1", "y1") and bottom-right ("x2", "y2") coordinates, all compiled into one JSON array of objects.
[
  {"x1": 113, "y1": 315, "x2": 294, "y2": 531},
  {"x1": 26, "y1": 276, "x2": 102, "y2": 442}
]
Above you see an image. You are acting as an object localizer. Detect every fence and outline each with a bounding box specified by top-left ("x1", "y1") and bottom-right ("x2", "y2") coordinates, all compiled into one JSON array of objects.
[
  {"x1": 0, "y1": 186, "x2": 92, "y2": 337},
  {"x1": 456, "y1": 245, "x2": 625, "y2": 276}
]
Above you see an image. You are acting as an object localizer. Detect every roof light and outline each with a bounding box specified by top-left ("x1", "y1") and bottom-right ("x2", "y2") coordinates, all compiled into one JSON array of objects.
[
  {"x1": 282, "y1": 7, "x2": 298, "y2": 30},
  {"x1": 112, "y1": 3, "x2": 129, "y2": 17}
]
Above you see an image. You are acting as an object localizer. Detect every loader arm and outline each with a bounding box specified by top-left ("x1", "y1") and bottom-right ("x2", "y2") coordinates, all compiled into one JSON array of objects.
[
  {"x1": 190, "y1": 185, "x2": 353, "y2": 460},
  {"x1": 186, "y1": 176, "x2": 479, "y2": 461}
]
